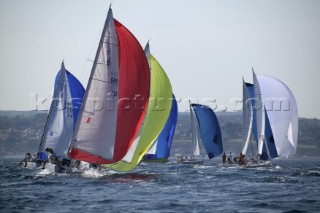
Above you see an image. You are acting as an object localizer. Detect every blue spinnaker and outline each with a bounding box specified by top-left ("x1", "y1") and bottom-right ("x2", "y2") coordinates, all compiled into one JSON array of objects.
[
  {"x1": 54, "y1": 69, "x2": 85, "y2": 129},
  {"x1": 191, "y1": 104, "x2": 223, "y2": 159},
  {"x1": 146, "y1": 94, "x2": 178, "y2": 160}
]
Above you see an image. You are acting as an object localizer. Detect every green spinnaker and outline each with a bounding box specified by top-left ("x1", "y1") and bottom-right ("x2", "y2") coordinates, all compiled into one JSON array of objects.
[{"x1": 105, "y1": 54, "x2": 172, "y2": 172}]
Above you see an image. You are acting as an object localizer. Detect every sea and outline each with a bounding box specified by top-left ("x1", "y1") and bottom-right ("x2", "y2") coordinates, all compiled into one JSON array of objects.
[{"x1": 1, "y1": 157, "x2": 320, "y2": 213}]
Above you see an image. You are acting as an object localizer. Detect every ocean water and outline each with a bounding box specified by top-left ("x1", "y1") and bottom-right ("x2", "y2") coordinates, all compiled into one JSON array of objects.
[{"x1": 1, "y1": 157, "x2": 320, "y2": 213}]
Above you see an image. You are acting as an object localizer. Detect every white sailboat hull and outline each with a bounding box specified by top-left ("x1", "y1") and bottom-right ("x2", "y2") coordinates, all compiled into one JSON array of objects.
[{"x1": 20, "y1": 161, "x2": 38, "y2": 169}]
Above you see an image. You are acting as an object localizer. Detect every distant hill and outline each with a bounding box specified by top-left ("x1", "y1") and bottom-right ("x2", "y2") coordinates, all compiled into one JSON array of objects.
[
  {"x1": 0, "y1": 110, "x2": 47, "y2": 117},
  {"x1": 0, "y1": 110, "x2": 319, "y2": 158},
  {"x1": 171, "y1": 112, "x2": 320, "y2": 157}
]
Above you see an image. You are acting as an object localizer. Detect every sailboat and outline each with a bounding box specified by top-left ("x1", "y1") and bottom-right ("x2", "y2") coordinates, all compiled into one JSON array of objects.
[
  {"x1": 254, "y1": 70, "x2": 298, "y2": 160},
  {"x1": 68, "y1": 7, "x2": 154, "y2": 169},
  {"x1": 21, "y1": 62, "x2": 85, "y2": 170},
  {"x1": 68, "y1": 7, "x2": 151, "y2": 165},
  {"x1": 106, "y1": 42, "x2": 173, "y2": 171},
  {"x1": 240, "y1": 70, "x2": 298, "y2": 165},
  {"x1": 144, "y1": 94, "x2": 178, "y2": 163},
  {"x1": 176, "y1": 103, "x2": 223, "y2": 163}
]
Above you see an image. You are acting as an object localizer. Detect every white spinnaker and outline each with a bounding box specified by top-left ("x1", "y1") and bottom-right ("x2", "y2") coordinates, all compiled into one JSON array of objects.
[
  {"x1": 71, "y1": 8, "x2": 119, "y2": 159},
  {"x1": 242, "y1": 80, "x2": 253, "y2": 155},
  {"x1": 191, "y1": 106, "x2": 201, "y2": 156},
  {"x1": 41, "y1": 64, "x2": 74, "y2": 158},
  {"x1": 253, "y1": 71, "x2": 265, "y2": 155},
  {"x1": 287, "y1": 84, "x2": 298, "y2": 153},
  {"x1": 257, "y1": 75, "x2": 298, "y2": 157}
]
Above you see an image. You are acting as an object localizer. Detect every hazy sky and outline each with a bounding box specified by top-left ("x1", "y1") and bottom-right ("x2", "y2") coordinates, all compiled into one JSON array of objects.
[{"x1": 0, "y1": 0, "x2": 319, "y2": 118}]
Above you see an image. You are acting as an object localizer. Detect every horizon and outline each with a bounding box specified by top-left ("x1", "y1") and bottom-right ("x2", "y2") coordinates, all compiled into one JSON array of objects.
[
  {"x1": 1, "y1": 0, "x2": 319, "y2": 118},
  {"x1": 1, "y1": 109, "x2": 318, "y2": 120}
]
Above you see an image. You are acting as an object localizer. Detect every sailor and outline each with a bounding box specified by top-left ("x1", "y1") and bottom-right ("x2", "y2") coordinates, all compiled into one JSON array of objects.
[
  {"x1": 47, "y1": 148, "x2": 57, "y2": 164},
  {"x1": 30, "y1": 154, "x2": 37, "y2": 162},
  {"x1": 227, "y1": 152, "x2": 232, "y2": 164},
  {"x1": 42, "y1": 147, "x2": 59, "y2": 169},
  {"x1": 41, "y1": 148, "x2": 49, "y2": 169},
  {"x1": 24, "y1": 153, "x2": 32, "y2": 161},
  {"x1": 222, "y1": 152, "x2": 227, "y2": 164},
  {"x1": 243, "y1": 154, "x2": 248, "y2": 166},
  {"x1": 22, "y1": 153, "x2": 32, "y2": 167},
  {"x1": 238, "y1": 152, "x2": 244, "y2": 165}
]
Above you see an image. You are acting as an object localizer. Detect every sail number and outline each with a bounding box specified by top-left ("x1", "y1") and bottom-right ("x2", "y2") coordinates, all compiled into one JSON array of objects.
[
  {"x1": 110, "y1": 77, "x2": 118, "y2": 84},
  {"x1": 111, "y1": 90, "x2": 118, "y2": 97}
]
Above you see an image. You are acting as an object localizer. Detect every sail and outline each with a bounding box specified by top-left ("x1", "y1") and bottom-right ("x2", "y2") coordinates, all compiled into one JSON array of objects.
[
  {"x1": 263, "y1": 109, "x2": 278, "y2": 159},
  {"x1": 253, "y1": 71, "x2": 265, "y2": 156},
  {"x1": 145, "y1": 94, "x2": 178, "y2": 160},
  {"x1": 246, "y1": 82, "x2": 259, "y2": 148},
  {"x1": 242, "y1": 79, "x2": 253, "y2": 155},
  {"x1": 256, "y1": 74, "x2": 298, "y2": 158},
  {"x1": 108, "y1": 46, "x2": 173, "y2": 171},
  {"x1": 191, "y1": 104, "x2": 223, "y2": 159},
  {"x1": 190, "y1": 104, "x2": 201, "y2": 156},
  {"x1": 68, "y1": 8, "x2": 150, "y2": 164},
  {"x1": 39, "y1": 62, "x2": 85, "y2": 159}
]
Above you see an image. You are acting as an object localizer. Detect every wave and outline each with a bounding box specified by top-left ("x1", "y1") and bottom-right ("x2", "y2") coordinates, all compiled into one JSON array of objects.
[{"x1": 292, "y1": 170, "x2": 320, "y2": 177}]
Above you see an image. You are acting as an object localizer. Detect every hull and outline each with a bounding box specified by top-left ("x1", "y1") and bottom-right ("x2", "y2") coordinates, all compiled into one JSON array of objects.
[
  {"x1": 42, "y1": 161, "x2": 75, "y2": 173},
  {"x1": 43, "y1": 163, "x2": 63, "y2": 173},
  {"x1": 219, "y1": 160, "x2": 271, "y2": 168},
  {"x1": 244, "y1": 160, "x2": 271, "y2": 168},
  {"x1": 20, "y1": 161, "x2": 39, "y2": 169},
  {"x1": 143, "y1": 158, "x2": 168, "y2": 163},
  {"x1": 175, "y1": 157, "x2": 204, "y2": 164}
]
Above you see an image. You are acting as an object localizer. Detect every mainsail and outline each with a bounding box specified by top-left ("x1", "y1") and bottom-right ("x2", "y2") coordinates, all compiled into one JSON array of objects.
[
  {"x1": 190, "y1": 103, "x2": 201, "y2": 156},
  {"x1": 253, "y1": 71, "x2": 266, "y2": 157},
  {"x1": 190, "y1": 104, "x2": 223, "y2": 159},
  {"x1": 108, "y1": 43, "x2": 172, "y2": 171},
  {"x1": 38, "y1": 62, "x2": 85, "y2": 159},
  {"x1": 145, "y1": 94, "x2": 178, "y2": 161},
  {"x1": 68, "y1": 8, "x2": 150, "y2": 164}
]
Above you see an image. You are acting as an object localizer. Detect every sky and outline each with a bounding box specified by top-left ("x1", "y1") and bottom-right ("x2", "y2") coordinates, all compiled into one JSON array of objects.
[{"x1": 0, "y1": 0, "x2": 319, "y2": 118}]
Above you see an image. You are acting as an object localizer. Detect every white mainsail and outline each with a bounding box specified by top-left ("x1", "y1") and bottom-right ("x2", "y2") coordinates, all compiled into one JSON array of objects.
[
  {"x1": 253, "y1": 70, "x2": 265, "y2": 156},
  {"x1": 70, "y1": 8, "x2": 119, "y2": 159},
  {"x1": 190, "y1": 104, "x2": 201, "y2": 156}
]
